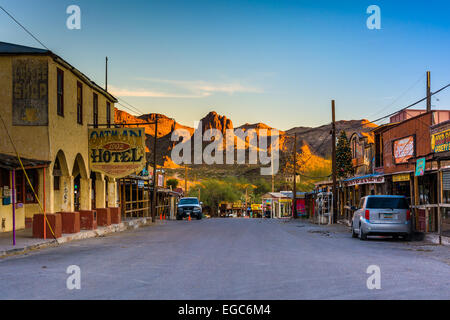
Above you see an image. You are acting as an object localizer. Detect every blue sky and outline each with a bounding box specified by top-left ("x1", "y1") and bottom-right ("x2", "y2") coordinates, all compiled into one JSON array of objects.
[{"x1": 1, "y1": 0, "x2": 450, "y2": 130}]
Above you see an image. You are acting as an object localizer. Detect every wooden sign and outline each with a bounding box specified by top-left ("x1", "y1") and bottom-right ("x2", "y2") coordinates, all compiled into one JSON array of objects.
[
  {"x1": 12, "y1": 58, "x2": 48, "y2": 126},
  {"x1": 88, "y1": 128, "x2": 146, "y2": 178}
]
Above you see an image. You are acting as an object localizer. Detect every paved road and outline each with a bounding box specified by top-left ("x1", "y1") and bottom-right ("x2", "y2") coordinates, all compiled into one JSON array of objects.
[{"x1": 0, "y1": 218, "x2": 449, "y2": 299}]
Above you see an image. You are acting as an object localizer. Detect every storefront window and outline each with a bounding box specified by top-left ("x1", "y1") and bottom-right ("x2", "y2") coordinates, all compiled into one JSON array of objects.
[
  {"x1": 14, "y1": 169, "x2": 39, "y2": 204},
  {"x1": 0, "y1": 168, "x2": 10, "y2": 187}
]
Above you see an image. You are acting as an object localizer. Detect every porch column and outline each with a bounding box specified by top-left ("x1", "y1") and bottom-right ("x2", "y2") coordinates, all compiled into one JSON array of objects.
[
  {"x1": 45, "y1": 167, "x2": 54, "y2": 214},
  {"x1": 95, "y1": 174, "x2": 106, "y2": 209},
  {"x1": 438, "y1": 160, "x2": 442, "y2": 238},
  {"x1": 80, "y1": 178, "x2": 91, "y2": 210},
  {"x1": 60, "y1": 175, "x2": 74, "y2": 212},
  {"x1": 107, "y1": 178, "x2": 117, "y2": 207},
  {"x1": 414, "y1": 175, "x2": 419, "y2": 231}
]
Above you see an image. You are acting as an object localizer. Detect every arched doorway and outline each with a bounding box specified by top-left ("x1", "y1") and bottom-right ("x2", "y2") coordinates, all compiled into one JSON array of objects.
[
  {"x1": 53, "y1": 150, "x2": 70, "y2": 212},
  {"x1": 72, "y1": 154, "x2": 88, "y2": 211},
  {"x1": 90, "y1": 171, "x2": 97, "y2": 209}
]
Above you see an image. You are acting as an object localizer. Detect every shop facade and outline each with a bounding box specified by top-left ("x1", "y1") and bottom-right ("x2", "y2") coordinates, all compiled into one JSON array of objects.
[{"x1": 0, "y1": 42, "x2": 118, "y2": 233}]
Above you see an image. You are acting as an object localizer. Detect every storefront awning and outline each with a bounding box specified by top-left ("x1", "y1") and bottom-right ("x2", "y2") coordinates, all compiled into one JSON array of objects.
[
  {"x1": 343, "y1": 173, "x2": 384, "y2": 186},
  {"x1": 0, "y1": 153, "x2": 50, "y2": 170}
]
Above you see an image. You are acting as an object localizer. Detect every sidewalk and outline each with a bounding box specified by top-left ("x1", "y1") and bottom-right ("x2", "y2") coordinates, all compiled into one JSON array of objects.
[
  {"x1": 0, "y1": 217, "x2": 162, "y2": 258},
  {"x1": 293, "y1": 217, "x2": 450, "y2": 246}
]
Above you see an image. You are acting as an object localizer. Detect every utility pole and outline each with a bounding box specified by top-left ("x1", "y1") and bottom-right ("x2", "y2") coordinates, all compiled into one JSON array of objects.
[
  {"x1": 271, "y1": 150, "x2": 275, "y2": 192},
  {"x1": 245, "y1": 187, "x2": 248, "y2": 216},
  {"x1": 331, "y1": 100, "x2": 337, "y2": 224},
  {"x1": 293, "y1": 132, "x2": 297, "y2": 219},
  {"x1": 151, "y1": 114, "x2": 158, "y2": 222},
  {"x1": 185, "y1": 164, "x2": 188, "y2": 194},
  {"x1": 105, "y1": 57, "x2": 108, "y2": 91},
  {"x1": 426, "y1": 71, "x2": 431, "y2": 112}
]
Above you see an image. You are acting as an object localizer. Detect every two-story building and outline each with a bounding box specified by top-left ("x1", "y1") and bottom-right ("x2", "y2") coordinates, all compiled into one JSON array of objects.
[
  {"x1": 0, "y1": 42, "x2": 118, "y2": 233},
  {"x1": 373, "y1": 109, "x2": 450, "y2": 234}
]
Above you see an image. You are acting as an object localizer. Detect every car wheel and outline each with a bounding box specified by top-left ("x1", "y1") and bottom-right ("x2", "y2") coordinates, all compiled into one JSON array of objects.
[
  {"x1": 403, "y1": 234, "x2": 412, "y2": 241},
  {"x1": 351, "y1": 223, "x2": 358, "y2": 238},
  {"x1": 359, "y1": 225, "x2": 367, "y2": 241},
  {"x1": 196, "y1": 213, "x2": 202, "y2": 220},
  {"x1": 176, "y1": 215, "x2": 182, "y2": 221}
]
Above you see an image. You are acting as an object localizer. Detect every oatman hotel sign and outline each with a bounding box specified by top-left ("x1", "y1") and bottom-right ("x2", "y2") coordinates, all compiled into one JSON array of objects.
[{"x1": 88, "y1": 128, "x2": 146, "y2": 179}]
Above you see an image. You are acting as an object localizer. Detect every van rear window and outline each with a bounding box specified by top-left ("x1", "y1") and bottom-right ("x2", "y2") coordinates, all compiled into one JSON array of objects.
[{"x1": 366, "y1": 197, "x2": 409, "y2": 209}]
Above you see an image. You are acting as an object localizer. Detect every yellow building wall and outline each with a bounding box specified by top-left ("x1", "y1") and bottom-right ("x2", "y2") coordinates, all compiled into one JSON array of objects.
[
  {"x1": 0, "y1": 55, "x2": 50, "y2": 160},
  {"x1": 0, "y1": 54, "x2": 117, "y2": 231},
  {"x1": 0, "y1": 204, "x2": 25, "y2": 233}
]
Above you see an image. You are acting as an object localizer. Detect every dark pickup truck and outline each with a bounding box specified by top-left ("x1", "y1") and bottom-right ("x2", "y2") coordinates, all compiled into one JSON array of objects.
[{"x1": 176, "y1": 197, "x2": 203, "y2": 220}]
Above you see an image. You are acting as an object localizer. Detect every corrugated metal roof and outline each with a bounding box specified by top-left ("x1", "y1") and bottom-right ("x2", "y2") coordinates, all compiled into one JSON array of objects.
[
  {"x1": 343, "y1": 173, "x2": 382, "y2": 182},
  {"x1": 0, "y1": 41, "x2": 49, "y2": 54},
  {"x1": 0, "y1": 153, "x2": 50, "y2": 170},
  {"x1": 0, "y1": 41, "x2": 117, "y2": 103}
]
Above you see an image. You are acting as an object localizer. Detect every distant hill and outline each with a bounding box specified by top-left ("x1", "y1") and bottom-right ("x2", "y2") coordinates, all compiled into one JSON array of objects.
[{"x1": 114, "y1": 108, "x2": 376, "y2": 177}]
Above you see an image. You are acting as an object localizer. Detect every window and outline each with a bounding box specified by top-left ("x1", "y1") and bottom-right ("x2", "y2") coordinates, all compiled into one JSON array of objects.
[
  {"x1": 14, "y1": 169, "x2": 39, "y2": 204},
  {"x1": 106, "y1": 101, "x2": 111, "y2": 128},
  {"x1": 359, "y1": 198, "x2": 365, "y2": 209},
  {"x1": 0, "y1": 168, "x2": 10, "y2": 187},
  {"x1": 77, "y1": 82, "x2": 83, "y2": 124},
  {"x1": 53, "y1": 157, "x2": 61, "y2": 191},
  {"x1": 25, "y1": 170, "x2": 39, "y2": 203},
  {"x1": 57, "y1": 68, "x2": 64, "y2": 116},
  {"x1": 93, "y1": 93, "x2": 98, "y2": 128},
  {"x1": 366, "y1": 197, "x2": 409, "y2": 209}
]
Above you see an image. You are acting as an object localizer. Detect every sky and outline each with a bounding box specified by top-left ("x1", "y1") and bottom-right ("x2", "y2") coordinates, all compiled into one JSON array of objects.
[{"x1": 1, "y1": 0, "x2": 450, "y2": 130}]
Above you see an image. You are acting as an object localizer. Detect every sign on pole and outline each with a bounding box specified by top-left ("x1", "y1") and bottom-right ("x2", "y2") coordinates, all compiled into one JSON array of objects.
[{"x1": 88, "y1": 127, "x2": 146, "y2": 178}]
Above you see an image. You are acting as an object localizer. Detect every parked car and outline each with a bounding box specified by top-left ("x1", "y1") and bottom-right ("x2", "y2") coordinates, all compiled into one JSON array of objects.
[
  {"x1": 351, "y1": 195, "x2": 412, "y2": 241},
  {"x1": 176, "y1": 197, "x2": 203, "y2": 220}
]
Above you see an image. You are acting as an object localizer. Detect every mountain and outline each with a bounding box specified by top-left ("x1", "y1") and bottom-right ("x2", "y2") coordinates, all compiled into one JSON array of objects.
[
  {"x1": 286, "y1": 119, "x2": 377, "y2": 157},
  {"x1": 114, "y1": 108, "x2": 376, "y2": 174}
]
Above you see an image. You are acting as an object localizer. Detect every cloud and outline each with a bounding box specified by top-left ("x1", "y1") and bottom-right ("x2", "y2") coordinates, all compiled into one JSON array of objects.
[
  {"x1": 110, "y1": 78, "x2": 263, "y2": 98},
  {"x1": 108, "y1": 85, "x2": 211, "y2": 98}
]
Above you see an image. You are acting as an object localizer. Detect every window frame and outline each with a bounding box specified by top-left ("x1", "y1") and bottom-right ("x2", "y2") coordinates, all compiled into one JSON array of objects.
[
  {"x1": 106, "y1": 101, "x2": 111, "y2": 128},
  {"x1": 93, "y1": 93, "x2": 98, "y2": 128},
  {"x1": 76, "y1": 81, "x2": 83, "y2": 125},
  {"x1": 57, "y1": 68, "x2": 64, "y2": 117}
]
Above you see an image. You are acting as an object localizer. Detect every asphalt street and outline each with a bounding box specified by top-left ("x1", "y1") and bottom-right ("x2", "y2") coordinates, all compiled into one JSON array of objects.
[{"x1": 0, "y1": 218, "x2": 449, "y2": 299}]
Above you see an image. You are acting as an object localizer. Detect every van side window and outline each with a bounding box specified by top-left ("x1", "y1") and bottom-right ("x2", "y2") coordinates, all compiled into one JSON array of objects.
[{"x1": 359, "y1": 198, "x2": 365, "y2": 209}]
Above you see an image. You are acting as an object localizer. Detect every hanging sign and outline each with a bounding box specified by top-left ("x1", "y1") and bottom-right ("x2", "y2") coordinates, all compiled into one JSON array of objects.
[
  {"x1": 415, "y1": 157, "x2": 426, "y2": 176},
  {"x1": 393, "y1": 173, "x2": 410, "y2": 182},
  {"x1": 88, "y1": 128, "x2": 146, "y2": 178},
  {"x1": 393, "y1": 136, "x2": 415, "y2": 164},
  {"x1": 431, "y1": 129, "x2": 450, "y2": 153}
]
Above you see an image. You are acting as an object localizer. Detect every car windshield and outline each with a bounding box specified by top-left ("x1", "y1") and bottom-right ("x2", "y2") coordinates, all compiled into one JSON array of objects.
[
  {"x1": 179, "y1": 198, "x2": 199, "y2": 205},
  {"x1": 366, "y1": 197, "x2": 409, "y2": 209}
]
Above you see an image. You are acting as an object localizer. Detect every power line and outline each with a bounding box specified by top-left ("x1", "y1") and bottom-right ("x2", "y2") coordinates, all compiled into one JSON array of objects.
[
  {"x1": 116, "y1": 97, "x2": 147, "y2": 116},
  {"x1": 367, "y1": 73, "x2": 426, "y2": 119},
  {"x1": 0, "y1": 5, "x2": 50, "y2": 51}
]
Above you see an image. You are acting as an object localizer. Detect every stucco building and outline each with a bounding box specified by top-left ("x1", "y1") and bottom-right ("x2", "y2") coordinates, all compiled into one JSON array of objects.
[{"x1": 0, "y1": 42, "x2": 118, "y2": 233}]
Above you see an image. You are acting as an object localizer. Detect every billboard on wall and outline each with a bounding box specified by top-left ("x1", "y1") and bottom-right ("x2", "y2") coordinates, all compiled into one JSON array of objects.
[
  {"x1": 12, "y1": 58, "x2": 48, "y2": 126},
  {"x1": 393, "y1": 136, "x2": 415, "y2": 164},
  {"x1": 88, "y1": 128, "x2": 146, "y2": 178},
  {"x1": 431, "y1": 129, "x2": 450, "y2": 153}
]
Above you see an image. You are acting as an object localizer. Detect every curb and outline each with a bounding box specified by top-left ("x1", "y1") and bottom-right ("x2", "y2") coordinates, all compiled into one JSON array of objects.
[
  {"x1": 1, "y1": 217, "x2": 163, "y2": 258},
  {"x1": 424, "y1": 233, "x2": 450, "y2": 246}
]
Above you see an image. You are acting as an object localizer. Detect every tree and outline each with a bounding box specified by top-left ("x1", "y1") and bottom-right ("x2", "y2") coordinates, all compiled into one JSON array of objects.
[
  {"x1": 336, "y1": 130, "x2": 353, "y2": 178},
  {"x1": 166, "y1": 178, "x2": 179, "y2": 190},
  {"x1": 188, "y1": 179, "x2": 240, "y2": 216}
]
